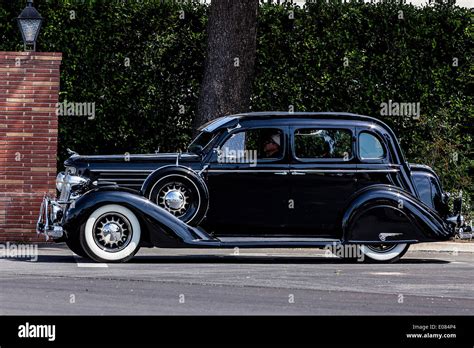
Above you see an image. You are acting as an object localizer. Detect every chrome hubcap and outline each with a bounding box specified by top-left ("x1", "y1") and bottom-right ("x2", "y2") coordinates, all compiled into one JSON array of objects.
[
  {"x1": 101, "y1": 222, "x2": 122, "y2": 244},
  {"x1": 158, "y1": 184, "x2": 190, "y2": 217},
  {"x1": 93, "y1": 213, "x2": 132, "y2": 252},
  {"x1": 164, "y1": 190, "x2": 185, "y2": 210}
]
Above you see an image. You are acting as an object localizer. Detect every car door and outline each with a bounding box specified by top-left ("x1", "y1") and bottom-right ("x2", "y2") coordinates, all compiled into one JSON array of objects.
[
  {"x1": 204, "y1": 126, "x2": 290, "y2": 235},
  {"x1": 288, "y1": 125, "x2": 357, "y2": 238}
]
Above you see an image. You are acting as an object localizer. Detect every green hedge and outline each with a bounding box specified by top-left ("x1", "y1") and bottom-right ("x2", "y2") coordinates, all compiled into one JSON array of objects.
[{"x1": 0, "y1": 0, "x2": 472, "y2": 210}]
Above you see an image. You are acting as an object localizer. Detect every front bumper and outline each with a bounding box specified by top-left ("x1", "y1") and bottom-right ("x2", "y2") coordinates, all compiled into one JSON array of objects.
[
  {"x1": 37, "y1": 171, "x2": 89, "y2": 240},
  {"x1": 36, "y1": 195, "x2": 65, "y2": 240}
]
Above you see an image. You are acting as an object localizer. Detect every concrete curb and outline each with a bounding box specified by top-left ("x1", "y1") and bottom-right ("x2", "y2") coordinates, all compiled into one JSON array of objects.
[{"x1": 409, "y1": 242, "x2": 474, "y2": 253}]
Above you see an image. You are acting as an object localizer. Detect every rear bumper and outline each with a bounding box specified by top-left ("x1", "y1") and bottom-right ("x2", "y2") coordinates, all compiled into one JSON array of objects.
[
  {"x1": 36, "y1": 195, "x2": 65, "y2": 240},
  {"x1": 446, "y1": 214, "x2": 472, "y2": 239}
]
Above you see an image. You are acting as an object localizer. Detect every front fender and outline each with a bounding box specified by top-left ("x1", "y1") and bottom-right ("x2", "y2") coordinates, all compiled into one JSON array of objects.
[
  {"x1": 342, "y1": 185, "x2": 453, "y2": 243},
  {"x1": 62, "y1": 186, "x2": 212, "y2": 248}
]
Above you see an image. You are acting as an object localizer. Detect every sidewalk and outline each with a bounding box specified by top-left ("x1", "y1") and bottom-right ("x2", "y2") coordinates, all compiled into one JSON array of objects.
[{"x1": 409, "y1": 241, "x2": 474, "y2": 253}]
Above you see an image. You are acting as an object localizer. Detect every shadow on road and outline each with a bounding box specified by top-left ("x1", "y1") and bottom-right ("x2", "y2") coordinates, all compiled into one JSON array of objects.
[
  {"x1": 4, "y1": 254, "x2": 450, "y2": 265},
  {"x1": 129, "y1": 255, "x2": 450, "y2": 265}
]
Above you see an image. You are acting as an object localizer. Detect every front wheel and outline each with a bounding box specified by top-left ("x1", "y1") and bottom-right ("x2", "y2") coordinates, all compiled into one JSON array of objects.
[
  {"x1": 359, "y1": 243, "x2": 409, "y2": 263},
  {"x1": 80, "y1": 204, "x2": 141, "y2": 263},
  {"x1": 65, "y1": 235, "x2": 89, "y2": 258}
]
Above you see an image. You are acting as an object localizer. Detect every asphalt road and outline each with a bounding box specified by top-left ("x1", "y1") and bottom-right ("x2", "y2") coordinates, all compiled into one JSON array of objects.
[{"x1": 0, "y1": 245, "x2": 473, "y2": 315}]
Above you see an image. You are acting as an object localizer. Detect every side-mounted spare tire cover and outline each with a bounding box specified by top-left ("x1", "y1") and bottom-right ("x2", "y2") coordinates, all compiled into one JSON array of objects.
[{"x1": 141, "y1": 166, "x2": 209, "y2": 226}]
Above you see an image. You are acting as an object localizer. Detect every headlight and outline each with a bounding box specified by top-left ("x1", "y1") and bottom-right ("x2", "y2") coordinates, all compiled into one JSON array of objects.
[
  {"x1": 67, "y1": 174, "x2": 88, "y2": 191},
  {"x1": 56, "y1": 172, "x2": 65, "y2": 192},
  {"x1": 57, "y1": 172, "x2": 87, "y2": 196}
]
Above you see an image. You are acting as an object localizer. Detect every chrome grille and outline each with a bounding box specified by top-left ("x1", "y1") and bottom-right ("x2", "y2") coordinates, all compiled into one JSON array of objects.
[{"x1": 58, "y1": 181, "x2": 71, "y2": 202}]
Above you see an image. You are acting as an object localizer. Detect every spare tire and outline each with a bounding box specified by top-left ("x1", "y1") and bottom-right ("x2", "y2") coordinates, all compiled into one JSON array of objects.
[{"x1": 141, "y1": 166, "x2": 209, "y2": 226}]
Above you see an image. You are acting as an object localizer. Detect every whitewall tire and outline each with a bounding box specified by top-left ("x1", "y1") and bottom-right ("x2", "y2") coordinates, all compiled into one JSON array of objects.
[
  {"x1": 80, "y1": 204, "x2": 141, "y2": 263},
  {"x1": 359, "y1": 243, "x2": 409, "y2": 263}
]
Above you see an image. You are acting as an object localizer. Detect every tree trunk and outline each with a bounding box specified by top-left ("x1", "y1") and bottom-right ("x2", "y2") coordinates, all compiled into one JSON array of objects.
[{"x1": 193, "y1": 0, "x2": 259, "y2": 132}]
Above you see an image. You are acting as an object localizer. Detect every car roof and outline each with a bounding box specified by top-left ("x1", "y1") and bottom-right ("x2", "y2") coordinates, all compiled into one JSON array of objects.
[{"x1": 199, "y1": 112, "x2": 392, "y2": 133}]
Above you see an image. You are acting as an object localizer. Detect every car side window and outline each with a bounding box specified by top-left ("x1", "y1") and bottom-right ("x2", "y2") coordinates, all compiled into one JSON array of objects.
[
  {"x1": 218, "y1": 128, "x2": 283, "y2": 162},
  {"x1": 430, "y1": 177, "x2": 443, "y2": 211},
  {"x1": 413, "y1": 174, "x2": 433, "y2": 209},
  {"x1": 294, "y1": 128, "x2": 352, "y2": 160},
  {"x1": 359, "y1": 132, "x2": 385, "y2": 160}
]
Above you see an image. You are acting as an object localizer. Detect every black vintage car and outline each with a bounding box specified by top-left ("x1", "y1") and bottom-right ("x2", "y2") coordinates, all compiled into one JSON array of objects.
[{"x1": 37, "y1": 112, "x2": 468, "y2": 263}]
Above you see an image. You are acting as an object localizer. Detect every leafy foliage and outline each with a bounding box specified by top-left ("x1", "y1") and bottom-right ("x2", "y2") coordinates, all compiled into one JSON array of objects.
[
  {"x1": 0, "y1": 0, "x2": 471, "y2": 210},
  {"x1": 254, "y1": 1, "x2": 472, "y2": 211}
]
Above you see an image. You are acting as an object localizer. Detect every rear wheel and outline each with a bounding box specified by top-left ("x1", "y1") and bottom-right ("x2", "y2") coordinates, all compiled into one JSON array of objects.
[
  {"x1": 359, "y1": 243, "x2": 409, "y2": 263},
  {"x1": 80, "y1": 204, "x2": 141, "y2": 263}
]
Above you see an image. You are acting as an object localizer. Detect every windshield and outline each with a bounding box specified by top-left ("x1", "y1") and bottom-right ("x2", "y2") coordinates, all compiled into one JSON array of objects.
[{"x1": 188, "y1": 131, "x2": 219, "y2": 154}]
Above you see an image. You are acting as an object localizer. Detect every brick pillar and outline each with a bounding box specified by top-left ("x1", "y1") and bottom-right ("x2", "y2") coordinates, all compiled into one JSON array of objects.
[{"x1": 0, "y1": 52, "x2": 62, "y2": 243}]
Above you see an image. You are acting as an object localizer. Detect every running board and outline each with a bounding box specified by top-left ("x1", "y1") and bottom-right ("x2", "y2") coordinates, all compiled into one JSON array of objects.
[{"x1": 187, "y1": 236, "x2": 341, "y2": 248}]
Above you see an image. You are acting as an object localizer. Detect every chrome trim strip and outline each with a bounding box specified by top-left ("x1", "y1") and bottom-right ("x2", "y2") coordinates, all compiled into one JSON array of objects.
[
  {"x1": 207, "y1": 169, "x2": 400, "y2": 173},
  {"x1": 218, "y1": 237, "x2": 340, "y2": 243},
  {"x1": 97, "y1": 178, "x2": 146, "y2": 181},
  {"x1": 90, "y1": 169, "x2": 154, "y2": 173},
  {"x1": 295, "y1": 169, "x2": 400, "y2": 173},
  {"x1": 207, "y1": 169, "x2": 289, "y2": 173},
  {"x1": 93, "y1": 168, "x2": 400, "y2": 174},
  {"x1": 347, "y1": 239, "x2": 418, "y2": 244},
  {"x1": 98, "y1": 173, "x2": 151, "y2": 176}
]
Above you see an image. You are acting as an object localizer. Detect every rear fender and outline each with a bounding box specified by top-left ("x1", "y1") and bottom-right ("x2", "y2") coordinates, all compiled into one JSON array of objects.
[{"x1": 342, "y1": 185, "x2": 452, "y2": 243}]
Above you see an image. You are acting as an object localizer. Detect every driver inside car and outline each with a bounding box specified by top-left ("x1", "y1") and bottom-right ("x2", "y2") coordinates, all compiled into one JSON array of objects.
[{"x1": 263, "y1": 133, "x2": 281, "y2": 158}]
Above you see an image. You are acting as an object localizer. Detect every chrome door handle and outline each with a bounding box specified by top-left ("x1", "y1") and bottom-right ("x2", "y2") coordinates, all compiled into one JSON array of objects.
[
  {"x1": 291, "y1": 171, "x2": 306, "y2": 175},
  {"x1": 274, "y1": 171, "x2": 289, "y2": 175}
]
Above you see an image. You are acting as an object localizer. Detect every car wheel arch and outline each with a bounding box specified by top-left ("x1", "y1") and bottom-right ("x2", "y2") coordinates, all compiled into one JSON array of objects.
[{"x1": 341, "y1": 185, "x2": 444, "y2": 243}]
